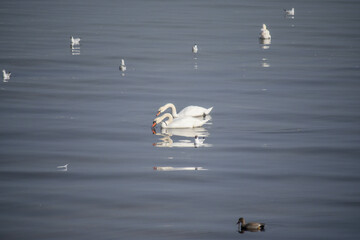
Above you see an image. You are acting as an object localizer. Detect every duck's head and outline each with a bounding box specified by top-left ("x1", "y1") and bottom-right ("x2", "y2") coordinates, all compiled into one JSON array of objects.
[{"x1": 237, "y1": 218, "x2": 245, "y2": 225}]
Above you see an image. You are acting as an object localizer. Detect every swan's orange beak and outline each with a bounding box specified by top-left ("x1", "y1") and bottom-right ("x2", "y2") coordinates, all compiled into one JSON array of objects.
[
  {"x1": 152, "y1": 121, "x2": 157, "y2": 128},
  {"x1": 152, "y1": 128, "x2": 156, "y2": 134},
  {"x1": 156, "y1": 111, "x2": 161, "y2": 116}
]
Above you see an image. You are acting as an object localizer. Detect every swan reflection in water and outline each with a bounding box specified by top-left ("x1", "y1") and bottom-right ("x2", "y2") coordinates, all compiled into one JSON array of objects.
[
  {"x1": 152, "y1": 127, "x2": 212, "y2": 148},
  {"x1": 71, "y1": 45, "x2": 81, "y2": 55},
  {"x1": 153, "y1": 166, "x2": 207, "y2": 171},
  {"x1": 259, "y1": 38, "x2": 271, "y2": 50}
]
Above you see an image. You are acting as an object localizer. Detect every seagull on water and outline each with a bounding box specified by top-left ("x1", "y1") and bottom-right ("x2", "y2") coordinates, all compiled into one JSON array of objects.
[
  {"x1": 71, "y1": 36, "x2": 81, "y2": 45},
  {"x1": 284, "y1": 8, "x2": 295, "y2": 16},
  {"x1": 119, "y1": 59, "x2": 126, "y2": 72},
  {"x1": 2, "y1": 69, "x2": 11, "y2": 81},
  {"x1": 192, "y1": 44, "x2": 198, "y2": 53},
  {"x1": 194, "y1": 135, "x2": 205, "y2": 145},
  {"x1": 259, "y1": 24, "x2": 271, "y2": 40},
  {"x1": 57, "y1": 164, "x2": 69, "y2": 171}
]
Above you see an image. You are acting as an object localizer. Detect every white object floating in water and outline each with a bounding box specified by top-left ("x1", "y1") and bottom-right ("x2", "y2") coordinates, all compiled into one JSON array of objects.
[
  {"x1": 156, "y1": 103, "x2": 213, "y2": 118},
  {"x1": 259, "y1": 24, "x2": 271, "y2": 40},
  {"x1": 71, "y1": 36, "x2": 81, "y2": 45},
  {"x1": 119, "y1": 59, "x2": 126, "y2": 71},
  {"x1": 57, "y1": 163, "x2": 69, "y2": 171},
  {"x1": 192, "y1": 44, "x2": 198, "y2": 53},
  {"x1": 194, "y1": 135, "x2": 205, "y2": 145},
  {"x1": 153, "y1": 166, "x2": 207, "y2": 171},
  {"x1": 284, "y1": 8, "x2": 295, "y2": 16},
  {"x1": 2, "y1": 69, "x2": 11, "y2": 81}
]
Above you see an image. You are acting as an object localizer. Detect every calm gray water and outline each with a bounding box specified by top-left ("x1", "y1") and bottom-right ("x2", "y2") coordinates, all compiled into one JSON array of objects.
[{"x1": 1, "y1": 0, "x2": 360, "y2": 239}]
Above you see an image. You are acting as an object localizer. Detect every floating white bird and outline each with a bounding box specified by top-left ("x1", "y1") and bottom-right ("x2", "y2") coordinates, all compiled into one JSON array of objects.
[
  {"x1": 57, "y1": 164, "x2": 69, "y2": 171},
  {"x1": 70, "y1": 36, "x2": 81, "y2": 45},
  {"x1": 194, "y1": 135, "x2": 205, "y2": 145},
  {"x1": 156, "y1": 103, "x2": 213, "y2": 118},
  {"x1": 284, "y1": 7, "x2": 295, "y2": 16},
  {"x1": 119, "y1": 59, "x2": 126, "y2": 71},
  {"x1": 2, "y1": 69, "x2": 11, "y2": 81},
  {"x1": 152, "y1": 113, "x2": 209, "y2": 129},
  {"x1": 192, "y1": 44, "x2": 198, "y2": 53},
  {"x1": 259, "y1": 24, "x2": 271, "y2": 40}
]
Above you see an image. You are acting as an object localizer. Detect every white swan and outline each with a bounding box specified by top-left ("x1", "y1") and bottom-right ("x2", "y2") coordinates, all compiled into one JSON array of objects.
[
  {"x1": 71, "y1": 36, "x2": 81, "y2": 45},
  {"x1": 192, "y1": 44, "x2": 198, "y2": 53},
  {"x1": 2, "y1": 69, "x2": 11, "y2": 80},
  {"x1": 259, "y1": 24, "x2": 271, "y2": 40},
  {"x1": 156, "y1": 103, "x2": 213, "y2": 118},
  {"x1": 284, "y1": 8, "x2": 294, "y2": 16},
  {"x1": 152, "y1": 113, "x2": 209, "y2": 129}
]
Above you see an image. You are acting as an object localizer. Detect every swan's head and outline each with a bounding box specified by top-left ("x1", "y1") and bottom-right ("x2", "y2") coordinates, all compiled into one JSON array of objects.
[
  {"x1": 152, "y1": 113, "x2": 173, "y2": 127},
  {"x1": 156, "y1": 105, "x2": 167, "y2": 116},
  {"x1": 262, "y1": 24, "x2": 267, "y2": 30}
]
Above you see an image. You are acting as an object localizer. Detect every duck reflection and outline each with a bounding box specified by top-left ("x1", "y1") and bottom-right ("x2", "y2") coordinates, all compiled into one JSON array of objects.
[
  {"x1": 259, "y1": 38, "x2": 271, "y2": 49},
  {"x1": 71, "y1": 45, "x2": 81, "y2": 55},
  {"x1": 152, "y1": 127, "x2": 212, "y2": 148}
]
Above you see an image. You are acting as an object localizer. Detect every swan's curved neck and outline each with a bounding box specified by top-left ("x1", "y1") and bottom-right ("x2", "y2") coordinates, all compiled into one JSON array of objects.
[
  {"x1": 157, "y1": 113, "x2": 174, "y2": 124},
  {"x1": 164, "y1": 103, "x2": 178, "y2": 117}
]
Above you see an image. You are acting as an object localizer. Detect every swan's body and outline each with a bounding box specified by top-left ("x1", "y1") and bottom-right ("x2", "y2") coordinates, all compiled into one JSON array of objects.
[
  {"x1": 192, "y1": 44, "x2": 198, "y2": 53},
  {"x1": 152, "y1": 113, "x2": 209, "y2": 129},
  {"x1": 71, "y1": 36, "x2": 81, "y2": 45},
  {"x1": 2, "y1": 70, "x2": 11, "y2": 80},
  {"x1": 259, "y1": 24, "x2": 271, "y2": 40},
  {"x1": 119, "y1": 59, "x2": 126, "y2": 71},
  {"x1": 156, "y1": 103, "x2": 213, "y2": 118},
  {"x1": 237, "y1": 218, "x2": 265, "y2": 233},
  {"x1": 284, "y1": 8, "x2": 294, "y2": 16}
]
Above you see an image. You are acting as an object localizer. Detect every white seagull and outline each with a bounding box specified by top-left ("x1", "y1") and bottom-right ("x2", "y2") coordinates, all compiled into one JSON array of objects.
[
  {"x1": 194, "y1": 135, "x2": 205, "y2": 146},
  {"x1": 57, "y1": 164, "x2": 69, "y2": 171},
  {"x1": 119, "y1": 59, "x2": 126, "y2": 71},
  {"x1": 71, "y1": 36, "x2": 81, "y2": 45},
  {"x1": 192, "y1": 44, "x2": 198, "y2": 53},
  {"x1": 2, "y1": 69, "x2": 11, "y2": 81},
  {"x1": 284, "y1": 8, "x2": 295, "y2": 16},
  {"x1": 259, "y1": 24, "x2": 271, "y2": 40}
]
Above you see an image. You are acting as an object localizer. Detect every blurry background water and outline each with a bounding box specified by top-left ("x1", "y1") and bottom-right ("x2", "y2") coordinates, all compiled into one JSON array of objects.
[{"x1": 0, "y1": 0, "x2": 359, "y2": 239}]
